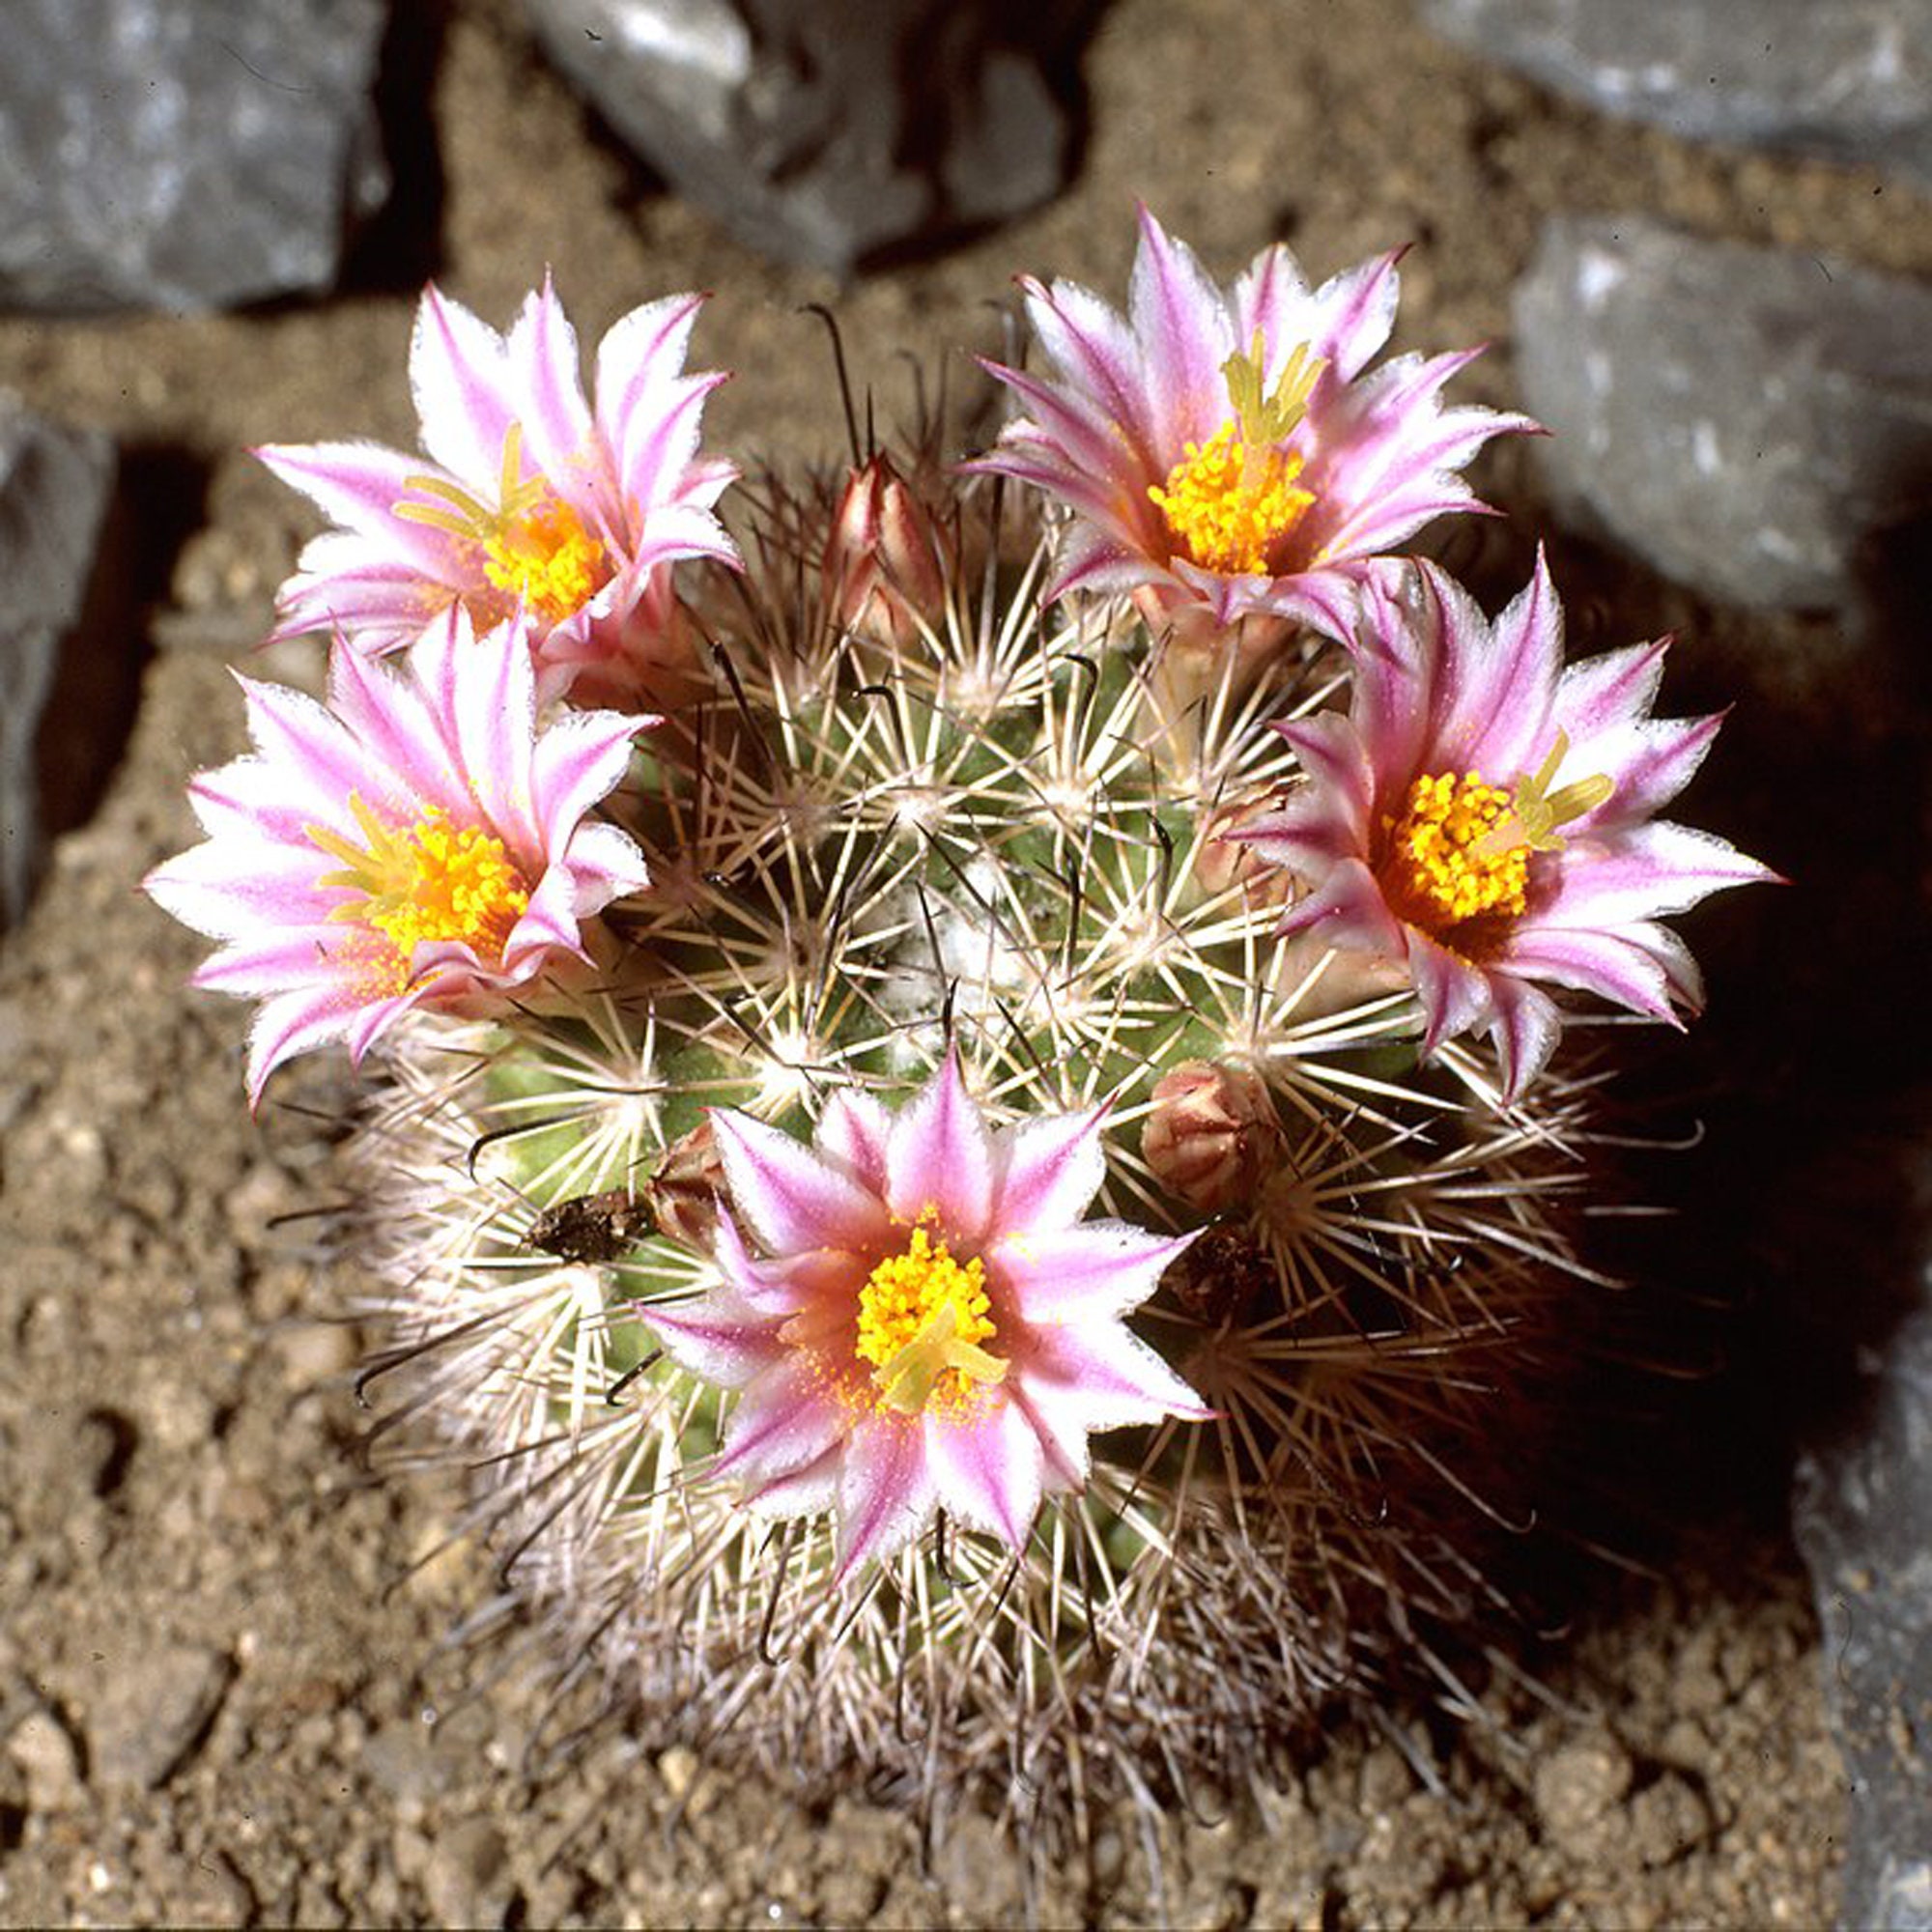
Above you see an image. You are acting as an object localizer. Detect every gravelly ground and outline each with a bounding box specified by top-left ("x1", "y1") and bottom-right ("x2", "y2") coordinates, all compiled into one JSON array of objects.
[{"x1": 5, "y1": 0, "x2": 1912, "y2": 1921}]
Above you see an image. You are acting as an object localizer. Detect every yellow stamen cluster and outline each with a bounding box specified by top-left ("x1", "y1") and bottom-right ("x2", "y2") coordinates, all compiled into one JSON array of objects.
[
  {"x1": 855, "y1": 1227, "x2": 1006, "y2": 1416},
  {"x1": 1148, "y1": 334, "x2": 1324, "y2": 576},
  {"x1": 481, "y1": 498, "x2": 608, "y2": 623},
  {"x1": 1383, "y1": 770, "x2": 1531, "y2": 930},
  {"x1": 1149, "y1": 422, "x2": 1314, "y2": 576},
  {"x1": 310, "y1": 796, "x2": 530, "y2": 984},
  {"x1": 394, "y1": 421, "x2": 611, "y2": 625}
]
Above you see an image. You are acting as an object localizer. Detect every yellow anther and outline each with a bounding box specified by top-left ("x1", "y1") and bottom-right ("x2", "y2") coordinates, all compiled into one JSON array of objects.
[
  {"x1": 1380, "y1": 738, "x2": 1615, "y2": 944},
  {"x1": 308, "y1": 795, "x2": 529, "y2": 983},
  {"x1": 393, "y1": 420, "x2": 611, "y2": 624},
  {"x1": 481, "y1": 498, "x2": 607, "y2": 622},
  {"x1": 1382, "y1": 769, "x2": 1532, "y2": 931},
  {"x1": 855, "y1": 1227, "x2": 1005, "y2": 1415},
  {"x1": 1148, "y1": 334, "x2": 1325, "y2": 575},
  {"x1": 1149, "y1": 421, "x2": 1314, "y2": 576}
]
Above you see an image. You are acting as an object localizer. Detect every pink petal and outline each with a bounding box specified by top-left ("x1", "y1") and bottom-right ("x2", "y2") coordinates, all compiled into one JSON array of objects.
[
  {"x1": 923, "y1": 1394, "x2": 1044, "y2": 1550},
  {"x1": 744, "y1": 1440, "x2": 842, "y2": 1519},
  {"x1": 1014, "y1": 1321, "x2": 1210, "y2": 1489},
  {"x1": 410, "y1": 284, "x2": 514, "y2": 484},
  {"x1": 594, "y1": 293, "x2": 711, "y2": 501},
  {"x1": 255, "y1": 441, "x2": 460, "y2": 574},
  {"x1": 1543, "y1": 822, "x2": 1777, "y2": 924},
  {"x1": 1229, "y1": 240, "x2": 1314, "y2": 367},
  {"x1": 993, "y1": 1106, "x2": 1106, "y2": 1234},
  {"x1": 995, "y1": 1222, "x2": 1194, "y2": 1324},
  {"x1": 710, "y1": 1108, "x2": 890, "y2": 1257},
  {"x1": 1019, "y1": 274, "x2": 1153, "y2": 463},
  {"x1": 504, "y1": 272, "x2": 596, "y2": 491},
  {"x1": 716, "y1": 1355, "x2": 851, "y2": 1485},
  {"x1": 1486, "y1": 974, "x2": 1564, "y2": 1098},
  {"x1": 1274, "y1": 855, "x2": 1409, "y2": 959},
  {"x1": 709, "y1": 1212, "x2": 859, "y2": 1316},
  {"x1": 815, "y1": 1088, "x2": 895, "y2": 1193},
  {"x1": 1407, "y1": 934, "x2": 1496, "y2": 1058},
  {"x1": 242, "y1": 986, "x2": 362, "y2": 1109},
  {"x1": 972, "y1": 356, "x2": 1132, "y2": 486},
  {"x1": 1500, "y1": 922, "x2": 1681, "y2": 1021},
  {"x1": 269, "y1": 530, "x2": 461, "y2": 648},
  {"x1": 1128, "y1": 207, "x2": 1235, "y2": 452},
  {"x1": 1300, "y1": 248, "x2": 1403, "y2": 382},
  {"x1": 1554, "y1": 639, "x2": 1668, "y2": 748},
  {"x1": 884, "y1": 1056, "x2": 996, "y2": 1242},
  {"x1": 638, "y1": 1283, "x2": 781, "y2": 1391},
  {"x1": 834, "y1": 1417, "x2": 935, "y2": 1582},
  {"x1": 1593, "y1": 713, "x2": 1725, "y2": 823},
  {"x1": 557, "y1": 820, "x2": 652, "y2": 908}
]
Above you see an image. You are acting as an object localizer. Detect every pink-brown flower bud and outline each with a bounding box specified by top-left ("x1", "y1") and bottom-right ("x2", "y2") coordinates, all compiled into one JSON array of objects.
[
  {"x1": 1193, "y1": 793, "x2": 1293, "y2": 906},
  {"x1": 822, "y1": 452, "x2": 950, "y2": 653},
  {"x1": 1142, "y1": 1061, "x2": 1280, "y2": 1212},
  {"x1": 648, "y1": 1119, "x2": 727, "y2": 1250}
]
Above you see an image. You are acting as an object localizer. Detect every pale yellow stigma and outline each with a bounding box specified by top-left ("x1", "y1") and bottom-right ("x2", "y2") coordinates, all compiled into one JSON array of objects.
[
  {"x1": 1381, "y1": 734, "x2": 1614, "y2": 939},
  {"x1": 394, "y1": 421, "x2": 612, "y2": 624},
  {"x1": 308, "y1": 794, "x2": 530, "y2": 985},
  {"x1": 855, "y1": 1227, "x2": 1006, "y2": 1416},
  {"x1": 1148, "y1": 335, "x2": 1323, "y2": 576}
]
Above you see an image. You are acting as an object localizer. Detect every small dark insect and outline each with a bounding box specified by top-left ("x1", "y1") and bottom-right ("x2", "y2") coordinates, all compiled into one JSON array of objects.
[
  {"x1": 526, "y1": 1188, "x2": 656, "y2": 1264},
  {"x1": 1163, "y1": 1221, "x2": 1277, "y2": 1326}
]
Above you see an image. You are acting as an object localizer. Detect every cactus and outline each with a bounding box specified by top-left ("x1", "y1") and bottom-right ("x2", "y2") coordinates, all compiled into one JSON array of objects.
[{"x1": 145, "y1": 245, "x2": 1770, "y2": 1870}]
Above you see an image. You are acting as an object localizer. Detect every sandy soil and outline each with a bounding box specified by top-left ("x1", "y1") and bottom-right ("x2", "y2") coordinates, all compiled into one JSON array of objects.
[{"x1": 5, "y1": 0, "x2": 1914, "y2": 1920}]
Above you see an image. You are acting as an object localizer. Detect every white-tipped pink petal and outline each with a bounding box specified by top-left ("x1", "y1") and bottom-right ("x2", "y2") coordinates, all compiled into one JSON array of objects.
[
  {"x1": 815, "y1": 1088, "x2": 895, "y2": 1193},
  {"x1": 709, "y1": 1109, "x2": 890, "y2": 1257},
  {"x1": 1128, "y1": 208, "x2": 1235, "y2": 452},
  {"x1": 834, "y1": 1422, "x2": 936, "y2": 1581},
  {"x1": 1020, "y1": 1321, "x2": 1214, "y2": 1453},
  {"x1": 716, "y1": 1355, "x2": 853, "y2": 1486},
  {"x1": 410, "y1": 284, "x2": 515, "y2": 482},
  {"x1": 923, "y1": 1397, "x2": 1045, "y2": 1550},
  {"x1": 884, "y1": 1055, "x2": 997, "y2": 1239},
  {"x1": 649, "y1": 1283, "x2": 784, "y2": 1391},
  {"x1": 997, "y1": 1224, "x2": 1194, "y2": 1324},
  {"x1": 994, "y1": 1106, "x2": 1107, "y2": 1234},
  {"x1": 506, "y1": 274, "x2": 596, "y2": 488}
]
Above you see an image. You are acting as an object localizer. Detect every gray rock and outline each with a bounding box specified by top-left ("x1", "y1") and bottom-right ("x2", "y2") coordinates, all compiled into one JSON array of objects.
[
  {"x1": 523, "y1": 0, "x2": 1095, "y2": 273},
  {"x1": 83, "y1": 1640, "x2": 236, "y2": 1791},
  {"x1": 1513, "y1": 215, "x2": 1932, "y2": 610},
  {"x1": 1794, "y1": 1291, "x2": 1932, "y2": 1930},
  {"x1": 0, "y1": 399, "x2": 118, "y2": 929},
  {"x1": 1421, "y1": 0, "x2": 1932, "y2": 191},
  {"x1": 0, "y1": 0, "x2": 390, "y2": 313}
]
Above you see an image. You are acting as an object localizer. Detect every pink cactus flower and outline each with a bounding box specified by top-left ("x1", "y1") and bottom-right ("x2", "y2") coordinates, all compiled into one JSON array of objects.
[
  {"x1": 643, "y1": 1058, "x2": 1210, "y2": 1581},
  {"x1": 144, "y1": 610, "x2": 653, "y2": 1106},
  {"x1": 1241, "y1": 557, "x2": 1776, "y2": 1095},
  {"x1": 971, "y1": 207, "x2": 1533, "y2": 648},
  {"x1": 258, "y1": 277, "x2": 738, "y2": 706}
]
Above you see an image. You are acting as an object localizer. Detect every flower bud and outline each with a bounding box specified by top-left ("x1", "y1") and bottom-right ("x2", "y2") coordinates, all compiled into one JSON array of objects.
[
  {"x1": 822, "y1": 452, "x2": 950, "y2": 653},
  {"x1": 1142, "y1": 1060, "x2": 1280, "y2": 1213},
  {"x1": 648, "y1": 1119, "x2": 727, "y2": 1249},
  {"x1": 1193, "y1": 793, "x2": 1293, "y2": 907}
]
